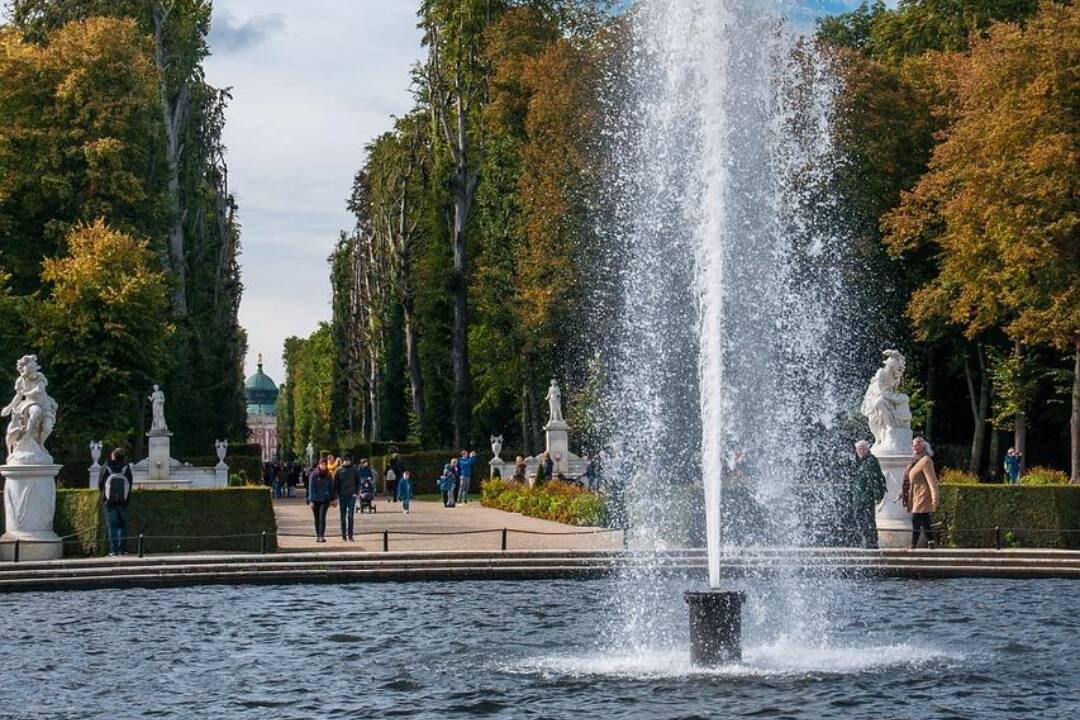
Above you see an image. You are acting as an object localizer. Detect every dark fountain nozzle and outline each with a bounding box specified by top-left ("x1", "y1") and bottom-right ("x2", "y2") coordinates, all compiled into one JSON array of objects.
[{"x1": 685, "y1": 590, "x2": 745, "y2": 666}]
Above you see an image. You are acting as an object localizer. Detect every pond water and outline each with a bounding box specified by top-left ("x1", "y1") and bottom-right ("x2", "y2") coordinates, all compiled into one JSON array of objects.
[{"x1": 2, "y1": 577, "x2": 1077, "y2": 719}]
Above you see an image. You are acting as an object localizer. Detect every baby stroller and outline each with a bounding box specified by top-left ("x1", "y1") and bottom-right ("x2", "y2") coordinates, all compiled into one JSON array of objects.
[{"x1": 358, "y1": 477, "x2": 377, "y2": 513}]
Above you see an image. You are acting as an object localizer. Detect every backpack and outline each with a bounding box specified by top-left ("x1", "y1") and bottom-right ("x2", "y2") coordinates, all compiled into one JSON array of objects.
[{"x1": 105, "y1": 465, "x2": 129, "y2": 504}]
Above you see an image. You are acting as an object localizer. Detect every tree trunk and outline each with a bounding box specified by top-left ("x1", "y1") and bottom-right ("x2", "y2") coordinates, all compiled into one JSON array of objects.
[
  {"x1": 151, "y1": 4, "x2": 189, "y2": 318},
  {"x1": 133, "y1": 392, "x2": 146, "y2": 460},
  {"x1": 521, "y1": 382, "x2": 530, "y2": 456},
  {"x1": 451, "y1": 193, "x2": 471, "y2": 449},
  {"x1": 1011, "y1": 342, "x2": 1028, "y2": 476},
  {"x1": 1071, "y1": 342, "x2": 1080, "y2": 484},
  {"x1": 924, "y1": 345, "x2": 936, "y2": 442},
  {"x1": 403, "y1": 302, "x2": 424, "y2": 425},
  {"x1": 988, "y1": 425, "x2": 1002, "y2": 482},
  {"x1": 964, "y1": 343, "x2": 991, "y2": 476}
]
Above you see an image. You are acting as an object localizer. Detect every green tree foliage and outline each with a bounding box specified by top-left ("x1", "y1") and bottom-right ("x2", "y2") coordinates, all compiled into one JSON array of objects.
[
  {"x1": 35, "y1": 220, "x2": 173, "y2": 452},
  {"x1": 2, "y1": 1, "x2": 247, "y2": 455},
  {"x1": 882, "y1": 3, "x2": 1080, "y2": 480},
  {"x1": 281, "y1": 325, "x2": 335, "y2": 454}
]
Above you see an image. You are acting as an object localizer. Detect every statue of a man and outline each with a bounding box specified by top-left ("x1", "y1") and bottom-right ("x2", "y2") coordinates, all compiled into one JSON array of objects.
[
  {"x1": 861, "y1": 349, "x2": 912, "y2": 448},
  {"x1": 1, "y1": 355, "x2": 59, "y2": 465},
  {"x1": 148, "y1": 384, "x2": 167, "y2": 432},
  {"x1": 305, "y1": 442, "x2": 315, "y2": 467},
  {"x1": 546, "y1": 379, "x2": 564, "y2": 423}
]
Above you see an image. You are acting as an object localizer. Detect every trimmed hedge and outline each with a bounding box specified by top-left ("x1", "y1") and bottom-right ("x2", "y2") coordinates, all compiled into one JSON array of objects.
[
  {"x1": 370, "y1": 450, "x2": 507, "y2": 496},
  {"x1": 1, "y1": 487, "x2": 278, "y2": 557},
  {"x1": 481, "y1": 477, "x2": 605, "y2": 526},
  {"x1": 937, "y1": 483, "x2": 1080, "y2": 549}
]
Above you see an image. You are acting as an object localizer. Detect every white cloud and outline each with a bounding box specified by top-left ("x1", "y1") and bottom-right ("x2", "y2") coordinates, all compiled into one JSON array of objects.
[{"x1": 209, "y1": 9, "x2": 286, "y2": 54}]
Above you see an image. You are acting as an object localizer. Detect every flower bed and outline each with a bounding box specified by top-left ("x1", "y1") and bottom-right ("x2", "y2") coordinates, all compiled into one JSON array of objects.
[{"x1": 480, "y1": 477, "x2": 605, "y2": 526}]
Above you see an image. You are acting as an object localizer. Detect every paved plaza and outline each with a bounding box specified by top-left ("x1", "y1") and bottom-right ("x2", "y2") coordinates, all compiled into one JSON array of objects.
[{"x1": 272, "y1": 496, "x2": 623, "y2": 552}]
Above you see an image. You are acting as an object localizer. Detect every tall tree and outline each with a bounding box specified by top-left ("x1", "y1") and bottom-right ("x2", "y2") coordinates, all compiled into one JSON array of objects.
[
  {"x1": 882, "y1": 3, "x2": 1080, "y2": 481},
  {"x1": 418, "y1": 0, "x2": 505, "y2": 447},
  {"x1": 35, "y1": 219, "x2": 173, "y2": 453}
]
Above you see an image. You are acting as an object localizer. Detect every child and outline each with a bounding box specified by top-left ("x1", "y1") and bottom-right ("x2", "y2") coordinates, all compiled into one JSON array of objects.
[
  {"x1": 397, "y1": 470, "x2": 414, "y2": 514},
  {"x1": 438, "y1": 464, "x2": 456, "y2": 508}
]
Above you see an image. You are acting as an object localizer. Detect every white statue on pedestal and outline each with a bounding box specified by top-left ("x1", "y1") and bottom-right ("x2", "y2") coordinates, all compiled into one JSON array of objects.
[
  {"x1": 305, "y1": 442, "x2": 315, "y2": 467},
  {"x1": 215, "y1": 439, "x2": 229, "y2": 465},
  {"x1": 148, "y1": 384, "x2": 168, "y2": 433},
  {"x1": 490, "y1": 434, "x2": 503, "y2": 460},
  {"x1": 90, "y1": 440, "x2": 103, "y2": 466},
  {"x1": 861, "y1": 350, "x2": 911, "y2": 451},
  {"x1": 546, "y1": 379, "x2": 564, "y2": 424},
  {"x1": 1, "y1": 355, "x2": 58, "y2": 466}
]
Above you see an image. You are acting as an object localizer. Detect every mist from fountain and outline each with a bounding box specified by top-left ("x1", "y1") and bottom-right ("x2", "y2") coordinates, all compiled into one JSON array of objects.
[{"x1": 597, "y1": 0, "x2": 873, "y2": 658}]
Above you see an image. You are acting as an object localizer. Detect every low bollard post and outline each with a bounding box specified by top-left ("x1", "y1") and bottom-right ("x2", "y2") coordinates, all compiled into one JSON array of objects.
[
  {"x1": 995, "y1": 526, "x2": 1002, "y2": 551},
  {"x1": 501, "y1": 527, "x2": 507, "y2": 551},
  {"x1": 138, "y1": 533, "x2": 145, "y2": 558},
  {"x1": 383, "y1": 529, "x2": 389, "y2": 552},
  {"x1": 260, "y1": 531, "x2": 267, "y2": 555},
  {"x1": 13, "y1": 539, "x2": 20, "y2": 563}
]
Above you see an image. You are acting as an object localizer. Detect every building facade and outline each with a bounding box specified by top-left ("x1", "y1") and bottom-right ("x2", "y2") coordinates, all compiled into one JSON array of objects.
[{"x1": 245, "y1": 354, "x2": 279, "y2": 462}]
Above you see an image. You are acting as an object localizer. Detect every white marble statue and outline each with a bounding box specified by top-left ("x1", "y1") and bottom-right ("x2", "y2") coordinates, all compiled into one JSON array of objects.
[
  {"x1": 490, "y1": 434, "x2": 504, "y2": 460},
  {"x1": 546, "y1": 379, "x2": 564, "y2": 423},
  {"x1": 305, "y1": 442, "x2": 315, "y2": 467},
  {"x1": 148, "y1": 384, "x2": 168, "y2": 432},
  {"x1": 90, "y1": 440, "x2": 103, "y2": 466},
  {"x1": 861, "y1": 349, "x2": 912, "y2": 451},
  {"x1": 215, "y1": 439, "x2": 229, "y2": 465},
  {"x1": 1, "y1": 355, "x2": 58, "y2": 466}
]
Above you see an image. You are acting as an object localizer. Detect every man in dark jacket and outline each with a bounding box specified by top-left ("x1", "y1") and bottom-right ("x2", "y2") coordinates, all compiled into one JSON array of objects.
[
  {"x1": 851, "y1": 440, "x2": 887, "y2": 548},
  {"x1": 333, "y1": 454, "x2": 360, "y2": 541},
  {"x1": 98, "y1": 448, "x2": 134, "y2": 556},
  {"x1": 306, "y1": 458, "x2": 335, "y2": 543}
]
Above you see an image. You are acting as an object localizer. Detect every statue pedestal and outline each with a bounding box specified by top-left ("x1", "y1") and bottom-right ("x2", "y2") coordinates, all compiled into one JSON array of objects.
[
  {"x1": 873, "y1": 435, "x2": 913, "y2": 549},
  {"x1": 1, "y1": 464, "x2": 63, "y2": 561},
  {"x1": 147, "y1": 430, "x2": 172, "y2": 483},
  {"x1": 545, "y1": 420, "x2": 571, "y2": 473}
]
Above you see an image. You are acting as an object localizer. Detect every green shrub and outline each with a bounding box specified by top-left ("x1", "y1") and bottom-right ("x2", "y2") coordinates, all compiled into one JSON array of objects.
[
  {"x1": 937, "y1": 484, "x2": 1080, "y2": 548},
  {"x1": 0, "y1": 487, "x2": 278, "y2": 557},
  {"x1": 1020, "y1": 466, "x2": 1070, "y2": 486},
  {"x1": 480, "y1": 477, "x2": 606, "y2": 526},
  {"x1": 939, "y1": 468, "x2": 980, "y2": 485}
]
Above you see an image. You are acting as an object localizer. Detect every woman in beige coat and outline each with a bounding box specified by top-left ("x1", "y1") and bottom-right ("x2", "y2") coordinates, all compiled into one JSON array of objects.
[{"x1": 902, "y1": 436, "x2": 940, "y2": 548}]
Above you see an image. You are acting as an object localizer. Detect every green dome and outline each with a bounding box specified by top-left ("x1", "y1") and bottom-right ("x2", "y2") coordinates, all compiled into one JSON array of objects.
[{"x1": 245, "y1": 354, "x2": 278, "y2": 416}]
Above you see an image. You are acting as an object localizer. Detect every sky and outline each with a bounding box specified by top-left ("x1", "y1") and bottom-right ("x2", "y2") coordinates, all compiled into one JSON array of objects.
[
  {"x1": 204, "y1": 1, "x2": 423, "y2": 383},
  {"x1": 205, "y1": 0, "x2": 878, "y2": 384}
]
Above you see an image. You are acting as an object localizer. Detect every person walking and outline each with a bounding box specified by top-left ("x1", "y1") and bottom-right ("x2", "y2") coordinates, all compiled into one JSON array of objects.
[
  {"x1": 1004, "y1": 448, "x2": 1022, "y2": 485},
  {"x1": 438, "y1": 464, "x2": 456, "y2": 508},
  {"x1": 449, "y1": 457, "x2": 461, "y2": 503},
  {"x1": 307, "y1": 458, "x2": 335, "y2": 543},
  {"x1": 513, "y1": 456, "x2": 527, "y2": 483},
  {"x1": 326, "y1": 454, "x2": 340, "y2": 478},
  {"x1": 458, "y1": 450, "x2": 477, "y2": 504},
  {"x1": 98, "y1": 448, "x2": 134, "y2": 557},
  {"x1": 851, "y1": 440, "x2": 887, "y2": 548},
  {"x1": 387, "y1": 453, "x2": 404, "y2": 503},
  {"x1": 397, "y1": 470, "x2": 414, "y2": 514},
  {"x1": 902, "y1": 436, "x2": 940, "y2": 549},
  {"x1": 334, "y1": 453, "x2": 360, "y2": 541}
]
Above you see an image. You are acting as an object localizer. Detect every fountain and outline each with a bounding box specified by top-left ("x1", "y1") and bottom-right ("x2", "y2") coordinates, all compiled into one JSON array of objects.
[{"x1": 600, "y1": 0, "x2": 869, "y2": 665}]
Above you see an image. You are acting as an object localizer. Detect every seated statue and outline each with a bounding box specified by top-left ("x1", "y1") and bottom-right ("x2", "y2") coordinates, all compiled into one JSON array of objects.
[
  {"x1": 2, "y1": 355, "x2": 59, "y2": 466},
  {"x1": 861, "y1": 349, "x2": 911, "y2": 451}
]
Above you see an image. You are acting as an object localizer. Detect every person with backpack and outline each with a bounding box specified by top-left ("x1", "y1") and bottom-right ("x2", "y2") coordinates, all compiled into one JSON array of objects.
[
  {"x1": 397, "y1": 470, "x2": 414, "y2": 514},
  {"x1": 97, "y1": 448, "x2": 134, "y2": 557},
  {"x1": 306, "y1": 458, "x2": 335, "y2": 543},
  {"x1": 333, "y1": 453, "x2": 360, "y2": 541}
]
